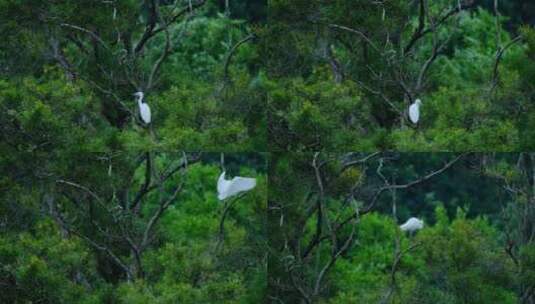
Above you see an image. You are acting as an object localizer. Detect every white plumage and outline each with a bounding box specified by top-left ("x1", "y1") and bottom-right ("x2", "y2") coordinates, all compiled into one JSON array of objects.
[
  {"x1": 134, "y1": 92, "x2": 151, "y2": 124},
  {"x1": 400, "y1": 217, "x2": 424, "y2": 233},
  {"x1": 408, "y1": 98, "x2": 422, "y2": 124},
  {"x1": 217, "y1": 171, "x2": 256, "y2": 201}
]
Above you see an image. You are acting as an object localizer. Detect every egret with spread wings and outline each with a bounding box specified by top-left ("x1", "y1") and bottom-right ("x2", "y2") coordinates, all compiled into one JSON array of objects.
[{"x1": 217, "y1": 171, "x2": 256, "y2": 200}]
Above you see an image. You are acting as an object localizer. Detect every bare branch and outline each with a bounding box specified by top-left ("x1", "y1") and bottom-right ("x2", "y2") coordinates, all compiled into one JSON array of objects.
[
  {"x1": 146, "y1": 19, "x2": 171, "y2": 90},
  {"x1": 222, "y1": 33, "x2": 256, "y2": 82},
  {"x1": 333, "y1": 154, "x2": 466, "y2": 237},
  {"x1": 340, "y1": 152, "x2": 382, "y2": 173},
  {"x1": 130, "y1": 152, "x2": 152, "y2": 212},
  {"x1": 140, "y1": 182, "x2": 183, "y2": 250},
  {"x1": 215, "y1": 193, "x2": 248, "y2": 252},
  {"x1": 289, "y1": 268, "x2": 312, "y2": 304},
  {"x1": 381, "y1": 242, "x2": 421, "y2": 304},
  {"x1": 49, "y1": 201, "x2": 132, "y2": 280},
  {"x1": 403, "y1": 2, "x2": 475, "y2": 54},
  {"x1": 134, "y1": 0, "x2": 159, "y2": 54},
  {"x1": 49, "y1": 37, "x2": 77, "y2": 81},
  {"x1": 312, "y1": 207, "x2": 357, "y2": 298},
  {"x1": 363, "y1": 153, "x2": 466, "y2": 213},
  {"x1": 490, "y1": 35, "x2": 522, "y2": 93},
  {"x1": 329, "y1": 23, "x2": 380, "y2": 53},
  {"x1": 60, "y1": 23, "x2": 109, "y2": 50},
  {"x1": 69, "y1": 227, "x2": 133, "y2": 280},
  {"x1": 130, "y1": 153, "x2": 200, "y2": 211},
  {"x1": 415, "y1": 30, "x2": 451, "y2": 93},
  {"x1": 56, "y1": 179, "x2": 104, "y2": 204},
  {"x1": 302, "y1": 153, "x2": 325, "y2": 258},
  {"x1": 134, "y1": 0, "x2": 207, "y2": 53}
]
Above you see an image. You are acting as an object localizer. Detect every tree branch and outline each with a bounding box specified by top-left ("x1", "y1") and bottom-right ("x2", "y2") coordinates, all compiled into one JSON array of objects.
[
  {"x1": 302, "y1": 153, "x2": 325, "y2": 259},
  {"x1": 130, "y1": 152, "x2": 152, "y2": 213},
  {"x1": 403, "y1": 2, "x2": 474, "y2": 54},
  {"x1": 490, "y1": 35, "x2": 522, "y2": 93},
  {"x1": 222, "y1": 33, "x2": 256, "y2": 82},
  {"x1": 140, "y1": 176, "x2": 185, "y2": 250},
  {"x1": 133, "y1": 0, "x2": 207, "y2": 53},
  {"x1": 146, "y1": 13, "x2": 171, "y2": 91},
  {"x1": 328, "y1": 23, "x2": 380, "y2": 53},
  {"x1": 215, "y1": 193, "x2": 247, "y2": 252},
  {"x1": 333, "y1": 154, "x2": 466, "y2": 242},
  {"x1": 60, "y1": 23, "x2": 109, "y2": 50},
  {"x1": 49, "y1": 37, "x2": 77, "y2": 81},
  {"x1": 50, "y1": 202, "x2": 133, "y2": 280},
  {"x1": 55, "y1": 179, "x2": 104, "y2": 204}
]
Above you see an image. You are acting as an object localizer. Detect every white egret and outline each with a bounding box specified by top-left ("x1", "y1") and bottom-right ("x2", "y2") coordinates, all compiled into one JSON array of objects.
[
  {"x1": 400, "y1": 217, "x2": 424, "y2": 233},
  {"x1": 217, "y1": 171, "x2": 256, "y2": 201},
  {"x1": 408, "y1": 98, "x2": 422, "y2": 124},
  {"x1": 134, "y1": 92, "x2": 151, "y2": 124}
]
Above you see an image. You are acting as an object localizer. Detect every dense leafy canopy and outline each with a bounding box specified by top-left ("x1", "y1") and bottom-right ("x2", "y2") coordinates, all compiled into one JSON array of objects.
[
  {"x1": 1, "y1": 0, "x2": 535, "y2": 303},
  {"x1": 1, "y1": 152, "x2": 267, "y2": 303},
  {"x1": 268, "y1": 152, "x2": 535, "y2": 303},
  {"x1": 265, "y1": 1, "x2": 535, "y2": 151},
  {"x1": 0, "y1": 0, "x2": 266, "y2": 152}
]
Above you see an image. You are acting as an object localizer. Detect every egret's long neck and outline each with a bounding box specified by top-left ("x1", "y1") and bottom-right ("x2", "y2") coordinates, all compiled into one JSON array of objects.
[
  {"x1": 219, "y1": 171, "x2": 226, "y2": 183},
  {"x1": 136, "y1": 96, "x2": 143, "y2": 105}
]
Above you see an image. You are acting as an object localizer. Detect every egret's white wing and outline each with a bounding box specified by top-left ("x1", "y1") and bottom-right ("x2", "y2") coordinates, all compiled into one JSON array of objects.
[
  {"x1": 400, "y1": 217, "x2": 415, "y2": 231},
  {"x1": 225, "y1": 176, "x2": 256, "y2": 199},
  {"x1": 140, "y1": 103, "x2": 151, "y2": 124},
  {"x1": 145, "y1": 104, "x2": 151, "y2": 123},
  {"x1": 409, "y1": 103, "x2": 419, "y2": 124},
  {"x1": 400, "y1": 221, "x2": 410, "y2": 231},
  {"x1": 217, "y1": 172, "x2": 231, "y2": 197},
  {"x1": 400, "y1": 217, "x2": 423, "y2": 232}
]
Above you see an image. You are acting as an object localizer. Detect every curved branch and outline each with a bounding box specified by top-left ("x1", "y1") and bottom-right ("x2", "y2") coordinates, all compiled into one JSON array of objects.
[
  {"x1": 55, "y1": 179, "x2": 104, "y2": 204},
  {"x1": 60, "y1": 23, "x2": 109, "y2": 50},
  {"x1": 403, "y1": 2, "x2": 475, "y2": 54},
  {"x1": 134, "y1": 0, "x2": 207, "y2": 53},
  {"x1": 222, "y1": 33, "x2": 256, "y2": 82},
  {"x1": 140, "y1": 182, "x2": 183, "y2": 250},
  {"x1": 215, "y1": 193, "x2": 248, "y2": 252},
  {"x1": 333, "y1": 154, "x2": 466, "y2": 245},
  {"x1": 490, "y1": 35, "x2": 523, "y2": 92},
  {"x1": 130, "y1": 152, "x2": 152, "y2": 213},
  {"x1": 302, "y1": 153, "x2": 325, "y2": 258},
  {"x1": 328, "y1": 23, "x2": 380, "y2": 53},
  {"x1": 146, "y1": 19, "x2": 171, "y2": 90}
]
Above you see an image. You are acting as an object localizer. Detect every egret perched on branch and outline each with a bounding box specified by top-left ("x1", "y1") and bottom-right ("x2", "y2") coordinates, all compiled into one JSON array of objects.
[
  {"x1": 217, "y1": 171, "x2": 256, "y2": 201},
  {"x1": 408, "y1": 98, "x2": 422, "y2": 124},
  {"x1": 400, "y1": 217, "x2": 424, "y2": 233},
  {"x1": 134, "y1": 92, "x2": 151, "y2": 124}
]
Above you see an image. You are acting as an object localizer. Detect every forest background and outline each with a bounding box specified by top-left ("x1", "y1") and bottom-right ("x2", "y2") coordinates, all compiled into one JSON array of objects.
[{"x1": 1, "y1": 1, "x2": 535, "y2": 303}]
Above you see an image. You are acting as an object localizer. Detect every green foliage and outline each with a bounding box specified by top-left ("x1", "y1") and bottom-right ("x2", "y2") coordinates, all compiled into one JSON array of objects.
[
  {"x1": 327, "y1": 207, "x2": 517, "y2": 304},
  {"x1": 129, "y1": 163, "x2": 266, "y2": 304},
  {"x1": 268, "y1": 153, "x2": 533, "y2": 303},
  {"x1": 0, "y1": 71, "x2": 122, "y2": 155},
  {"x1": 0, "y1": 219, "x2": 109, "y2": 303},
  {"x1": 0, "y1": 157, "x2": 266, "y2": 303},
  {"x1": 268, "y1": 69, "x2": 379, "y2": 150},
  {"x1": 0, "y1": 0, "x2": 265, "y2": 151},
  {"x1": 519, "y1": 244, "x2": 535, "y2": 291},
  {"x1": 265, "y1": 3, "x2": 535, "y2": 150},
  {"x1": 2, "y1": 0, "x2": 535, "y2": 302},
  {"x1": 389, "y1": 9, "x2": 525, "y2": 151}
]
